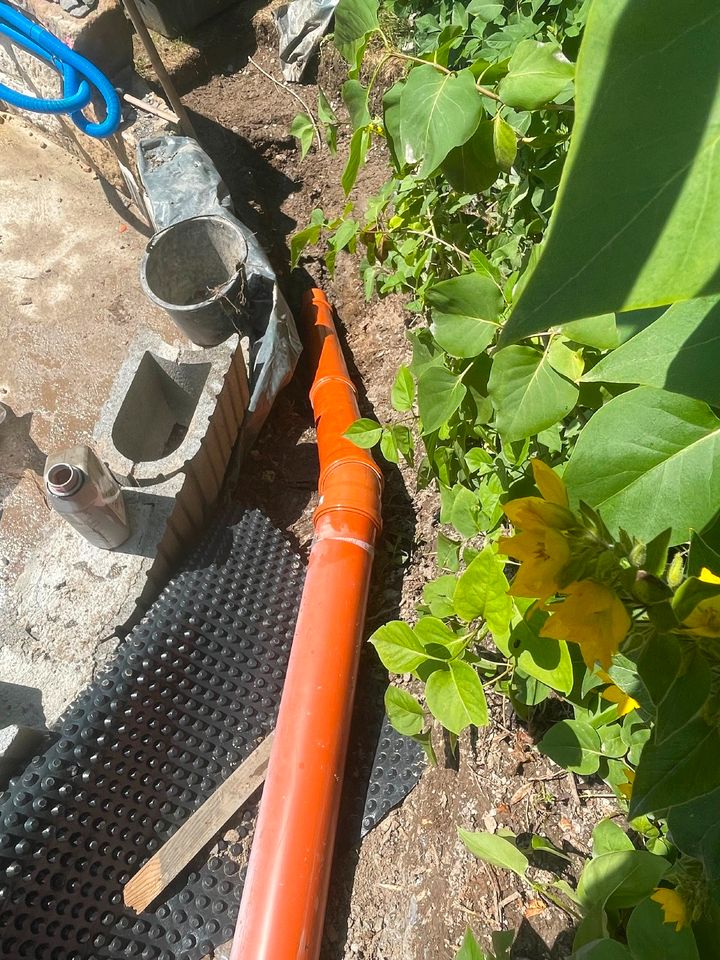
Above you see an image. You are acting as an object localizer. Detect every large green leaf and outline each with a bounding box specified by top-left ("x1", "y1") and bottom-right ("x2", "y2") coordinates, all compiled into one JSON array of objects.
[
  {"x1": 425, "y1": 661, "x2": 488, "y2": 733},
  {"x1": 667, "y1": 786, "x2": 720, "y2": 896},
  {"x1": 564, "y1": 386, "x2": 720, "y2": 544},
  {"x1": 427, "y1": 274, "x2": 503, "y2": 358},
  {"x1": 577, "y1": 851, "x2": 668, "y2": 911},
  {"x1": 487, "y1": 345, "x2": 578, "y2": 440},
  {"x1": 458, "y1": 829, "x2": 528, "y2": 876},
  {"x1": 584, "y1": 296, "x2": 720, "y2": 404},
  {"x1": 399, "y1": 66, "x2": 484, "y2": 177},
  {"x1": 334, "y1": 0, "x2": 379, "y2": 59},
  {"x1": 502, "y1": 0, "x2": 720, "y2": 342},
  {"x1": 630, "y1": 717, "x2": 720, "y2": 818},
  {"x1": 626, "y1": 897, "x2": 700, "y2": 960},
  {"x1": 497, "y1": 40, "x2": 574, "y2": 110},
  {"x1": 417, "y1": 364, "x2": 467, "y2": 433}
]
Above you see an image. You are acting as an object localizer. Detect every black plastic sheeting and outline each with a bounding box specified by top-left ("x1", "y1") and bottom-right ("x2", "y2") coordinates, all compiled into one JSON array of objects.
[{"x1": 0, "y1": 509, "x2": 423, "y2": 958}]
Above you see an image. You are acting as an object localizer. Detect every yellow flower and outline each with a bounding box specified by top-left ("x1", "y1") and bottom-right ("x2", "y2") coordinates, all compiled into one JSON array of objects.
[
  {"x1": 596, "y1": 669, "x2": 640, "y2": 716},
  {"x1": 682, "y1": 567, "x2": 720, "y2": 637},
  {"x1": 531, "y1": 458, "x2": 568, "y2": 507},
  {"x1": 540, "y1": 580, "x2": 631, "y2": 669},
  {"x1": 499, "y1": 527, "x2": 570, "y2": 601},
  {"x1": 651, "y1": 887, "x2": 688, "y2": 932},
  {"x1": 504, "y1": 497, "x2": 575, "y2": 532}
]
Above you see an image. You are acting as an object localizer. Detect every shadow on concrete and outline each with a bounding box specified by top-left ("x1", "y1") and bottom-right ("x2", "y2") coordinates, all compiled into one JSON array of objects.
[
  {"x1": 0, "y1": 405, "x2": 47, "y2": 522},
  {"x1": 0, "y1": 680, "x2": 47, "y2": 729}
]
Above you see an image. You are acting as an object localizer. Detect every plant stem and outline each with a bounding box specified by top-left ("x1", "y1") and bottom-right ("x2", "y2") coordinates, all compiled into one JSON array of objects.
[
  {"x1": 247, "y1": 56, "x2": 323, "y2": 150},
  {"x1": 404, "y1": 228, "x2": 472, "y2": 263}
]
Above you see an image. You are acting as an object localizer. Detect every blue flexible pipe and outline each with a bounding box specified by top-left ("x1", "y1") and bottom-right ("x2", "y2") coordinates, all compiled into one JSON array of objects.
[{"x1": 0, "y1": 1, "x2": 120, "y2": 137}]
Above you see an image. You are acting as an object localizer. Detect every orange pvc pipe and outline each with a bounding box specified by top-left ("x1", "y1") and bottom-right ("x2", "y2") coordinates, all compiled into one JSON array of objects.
[{"x1": 229, "y1": 289, "x2": 383, "y2": 960}]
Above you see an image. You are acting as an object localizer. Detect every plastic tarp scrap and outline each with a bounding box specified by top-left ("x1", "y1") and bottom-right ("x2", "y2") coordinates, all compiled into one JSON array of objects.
[
  {"x1": 276, "y1": 0, "x2": 338, "y2": 82},
  {"x1": 136, "y1": 134, "x2": 302, "y2": 438}
]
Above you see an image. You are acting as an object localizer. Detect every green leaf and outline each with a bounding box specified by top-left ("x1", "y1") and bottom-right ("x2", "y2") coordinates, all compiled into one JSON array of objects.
[
  {"x1": 442, "y1": 120, "x2": 499, "y2": 193},
  {"x1": 342, "y1": 78, "x2": 372, "y2": 130},
  {"x1": 584, "y1": 296, "x2": 720, "y2": 404},
  {"x1": 384, "y1": 686, "x2": 424, "y2": 737},
  {"x1": 290, "y1": 222, "x2": 321, "y2": 269},
  {"x1": 458, "y1": 829, "x2": 528, "y2": 877},
  {"x1": 425, "y1": 661, "x2": 488, "y2": 733},
  {"x1": 626, "y1": 896, "x2": 700, "y2": 960},
  {"x1": 529, "y1": 834, "x2": 572, "y2": 863},
  {"x1": 560, "y1": 314, "x2": 619, "y2": 350},
  {"x1": 342, "y1": 126, "x2": 371, "y2": 195},
  {"x1": 564, "y1": 387, "x2": 720, "y2": 545},
  {"x1": 467, "y1": 0, "x2": 503, "y2": 21},
  {"x1": 497, "y1": 40, "x2": 574, "y2": 110},
  {"x1": 383, "y1": 79, "x2": 404, "y2": 168},
  {"x1": 488, "y1": 345, "x2": 579, "y2": 441},
  {"x1": 507, "y1": 620, "x2": 573, "y2": 694},
  {"x1": 414, "y1": 615, "x2": 458, "y2": 650},
  {"x1": 436, "y1": 532, "x2": 461, "y2": 572},
  {"x1": 423, "y1": 575, "x2": 457, "y2": 619},
  {"x1": 577, "y1": 850, "x2": 669, "y2": 911},
  {"x1": 334, "y1": 0, "x2": 378, "y2": 59},
  {"x1": 369, "y1": 621, "x2": 429, "y2": 673},
  {"x1": 502, "y1": 1, "x2": 720, "y2": 342},
  {"x1": 539, "y1": 719, "x2": 603, "y2": 775},
  {"x1": 427, "y1": 274, "x2": 503, "y2": 358},
  {"x1": 591, "y1": 819, "x2": 635, "y2": 857},
  {"x1": 667, "y1": 785, "x2": 720, "y2": 895},
  {"x1": 547, "y1": 339, "x2": 584, "y2": 381},
  {"x1": 492, "y1": 114, "x2": 517, "y2": 172},
  {"x1": 454, "y1": 548, "x2": 512, "y2": 641},
  {"x1": 343, "y1": 417, "x2": 382, "y2": 447},
  {"x1": 399, "y1": 66, "x2": 484, "y2": 178},
  {"x1": 290, "y1": 113, "x2": 315, "y2": 159},
  {"x1": 688, "y1": 527, "x2": 720, "y2": 578},
  {"x1": 453, "y1": 928, "x2": 487, "y2": 960},
  {"x1": 317, "y1": 89, "x2": 337, "y2": 126},
  {"x1": 630, "y1": 717, "x2": 720, "y2": 819},
  {"x1": 417, "y1": 364, "x2": 467, "y2": 434},
  {"x1": 391, "y1": 365, "x2": 415, "y2": 411}
]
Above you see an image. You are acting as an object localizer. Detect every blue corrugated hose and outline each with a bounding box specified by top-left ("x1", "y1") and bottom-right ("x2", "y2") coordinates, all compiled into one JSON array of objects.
[{"x1": 0, "y1": 1, "x2": 120, "y2": 138}]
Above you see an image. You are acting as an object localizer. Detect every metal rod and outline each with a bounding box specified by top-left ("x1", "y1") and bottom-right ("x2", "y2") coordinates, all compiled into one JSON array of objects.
[{"x1": 119, "y1": 0, "x2": 197, "y2": 139}]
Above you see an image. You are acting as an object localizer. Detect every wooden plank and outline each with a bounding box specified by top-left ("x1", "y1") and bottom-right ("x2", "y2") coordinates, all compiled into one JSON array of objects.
[{"x1": 123, "y1": 733, "x2": 273, "y2": 913}]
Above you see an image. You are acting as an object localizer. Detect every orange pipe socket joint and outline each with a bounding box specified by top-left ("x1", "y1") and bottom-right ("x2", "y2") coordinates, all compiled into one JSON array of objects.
[{"x1": 229, "y1": 289, "x2": 383, "y2": 960}]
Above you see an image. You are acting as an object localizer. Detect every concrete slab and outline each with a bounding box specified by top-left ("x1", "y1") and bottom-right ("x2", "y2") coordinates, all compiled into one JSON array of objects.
[{"x1": 0, "y1": 118, "x2": 186, "y2": 724}]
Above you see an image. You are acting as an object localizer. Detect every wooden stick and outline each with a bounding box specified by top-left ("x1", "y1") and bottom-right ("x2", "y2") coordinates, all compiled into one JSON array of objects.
[
  {"x1": 119, "y1": 0, "x2": 198, "y2": 139},
  {"x1": 123, "y1": 733, "x2": 273, "y2": 913},
  {"x1": 122, "y1": 92, "x2": 180, "y2": 126}
]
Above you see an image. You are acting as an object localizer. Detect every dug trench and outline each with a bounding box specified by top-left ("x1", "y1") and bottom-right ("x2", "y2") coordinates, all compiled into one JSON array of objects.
[{"x1": 132, "y1": 6, "x2": 619, "y2": 958}]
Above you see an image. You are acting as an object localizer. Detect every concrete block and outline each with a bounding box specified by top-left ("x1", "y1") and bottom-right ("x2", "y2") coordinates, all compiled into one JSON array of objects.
[{"x1": 0, "y1": 327, "x2": 249, "y2": 725}]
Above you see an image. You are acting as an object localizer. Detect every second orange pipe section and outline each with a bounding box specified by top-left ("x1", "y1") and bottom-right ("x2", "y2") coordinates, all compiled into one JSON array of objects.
[{"x1": 230, "y1": 289, "x2": 383, "y2": 960}]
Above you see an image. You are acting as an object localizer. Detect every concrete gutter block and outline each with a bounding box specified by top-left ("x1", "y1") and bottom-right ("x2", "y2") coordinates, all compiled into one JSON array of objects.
[{"x1": 0, "y1": 327, "x2": 249, "y2": 725}]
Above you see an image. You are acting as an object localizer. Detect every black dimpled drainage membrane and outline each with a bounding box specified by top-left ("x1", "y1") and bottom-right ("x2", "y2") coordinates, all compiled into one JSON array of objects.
[{"x1": 0, "y1": 509, "x2": 423, "y2": 959}]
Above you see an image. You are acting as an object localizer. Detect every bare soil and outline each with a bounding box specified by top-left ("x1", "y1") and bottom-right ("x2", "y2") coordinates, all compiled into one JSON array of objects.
[{"x1": 133, "y1": 8, "x2": 624, "y2": 958}]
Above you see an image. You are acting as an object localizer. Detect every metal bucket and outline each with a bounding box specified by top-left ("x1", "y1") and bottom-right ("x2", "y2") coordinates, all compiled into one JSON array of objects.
[{"x1": 141, "y1": 214, "x2": 248, "y2": 347}]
